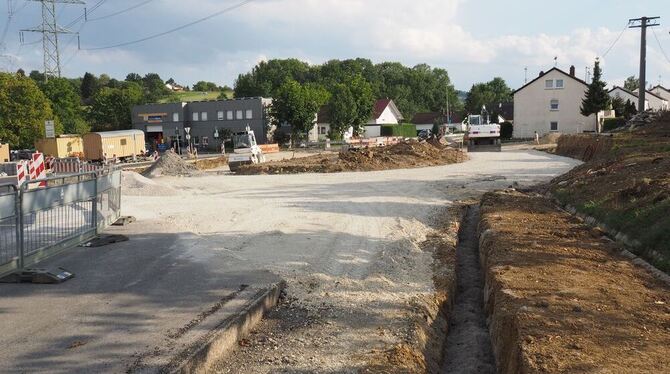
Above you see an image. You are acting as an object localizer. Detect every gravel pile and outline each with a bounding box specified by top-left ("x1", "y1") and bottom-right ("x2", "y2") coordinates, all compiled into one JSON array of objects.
[
  {"x1": 121, "y1": 171, "x2": 177, "y2": 196},
  {"x1": 143, "y1": 151, "x2": 198, "y2": 178},
  {"x1": 612, "y1": 110, "x2": 664, "y2": 132}
]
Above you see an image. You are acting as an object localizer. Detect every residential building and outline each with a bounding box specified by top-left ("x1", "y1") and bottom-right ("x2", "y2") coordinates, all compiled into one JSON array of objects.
[
  {"x1": 650, "y1": 85, "x2": 670, "y2": 101},
  {"x1": 411, "y1": 112, "x2": 465, "y2": 133},
  {"x1": 513, "y1": 66, "x2": 598, "y2": 138},
  {"x1": 132, "y1": 97, "x2": 273, "y2": 151},
  {"x1": 608, "y1": 87, "x2": 648, "y2": 111},
  {"x1": 315, "y1": 99, "x2": 404, "y2": 139},
  {"x1": 633, "y1": 88, "x2": 669, "y2": 111}
]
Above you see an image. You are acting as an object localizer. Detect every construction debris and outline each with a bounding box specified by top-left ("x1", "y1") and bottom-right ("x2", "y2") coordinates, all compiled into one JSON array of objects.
[
  {"x1": 612, "y1": 110, "x2": 664, "y2": 132},
  {"x1": 143, "y1": 151, "x2": 198, "y2": 178},
  {"x1": 236, "y1": 141, "x2": 465, "y2": 175}
]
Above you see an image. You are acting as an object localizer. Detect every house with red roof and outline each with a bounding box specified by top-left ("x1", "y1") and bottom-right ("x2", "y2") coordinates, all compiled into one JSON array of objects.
[{"x1": 315, "y1": 99, "x2": 404, "y2": 140}]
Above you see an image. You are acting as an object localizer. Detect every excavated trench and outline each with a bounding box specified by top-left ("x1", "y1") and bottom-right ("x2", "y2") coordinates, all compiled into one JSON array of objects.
[{"x1": 440, "y1": 205, "x2": 496, "y2": 373}]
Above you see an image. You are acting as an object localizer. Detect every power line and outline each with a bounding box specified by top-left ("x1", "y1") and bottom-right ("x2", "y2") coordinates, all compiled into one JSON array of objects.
[
  {"x1": 81, "y1": 0, "x2": 257, "y2": 51},
  {"x1": 600, "y1": 20, "x2": 631, "y2": 58},
  {"x1": 87, "y1": 0, "x2": 154, "y2": 22},
  {"x1": 651, "y1": 27, "x2": 670, "y2": 65}
]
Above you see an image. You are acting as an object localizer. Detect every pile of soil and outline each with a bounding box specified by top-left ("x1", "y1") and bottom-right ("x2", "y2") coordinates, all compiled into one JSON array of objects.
[
  {"x1": 237, "y1": 141, "x2": 465, "y2": 175},
  {"x1": 142, "y1": 151, "x2": 198, "y2": 178},
  {"x1": 479, "y1": 190, "x2": 670, "y2": 373},
  {"x1": 550, "y1": 114, "x2": 670, "y2": 271},
  {"x1": 121, "y1": 171, "x2": 177, "y2": 196},
  {"x1": 193, "y1": 156, "x2": 228, "y2": 170}
]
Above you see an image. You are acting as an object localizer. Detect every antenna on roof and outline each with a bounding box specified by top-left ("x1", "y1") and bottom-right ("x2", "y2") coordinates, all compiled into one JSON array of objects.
[
  {"x1": 554, "y1": 56, "x2": 558, "y2": 67},
  {"x1": 524, "y1": 67, "x2": 528, "y2": 84}
]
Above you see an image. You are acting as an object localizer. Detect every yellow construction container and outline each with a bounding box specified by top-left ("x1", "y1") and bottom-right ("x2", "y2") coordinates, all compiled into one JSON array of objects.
[
  {"x1": 35, "y1": 135, "x2": 84, "y2": 158},
  {"x1": 83, "y1": 130, "x2": 146, "y2": 161},
  {"x1": 0, "y1": 144, "x2": 9, "y2": 163}
]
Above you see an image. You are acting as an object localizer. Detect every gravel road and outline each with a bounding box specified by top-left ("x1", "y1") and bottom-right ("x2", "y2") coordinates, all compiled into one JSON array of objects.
[{"x1": 120, "y1": 148, "x2": 580, "y2": 373}]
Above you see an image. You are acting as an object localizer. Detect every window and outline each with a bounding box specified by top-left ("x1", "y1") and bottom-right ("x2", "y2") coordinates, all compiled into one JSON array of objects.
[
  {"x1": 550, "y1": 121, "x2": 559, "y2": 131},
  {"x1": 550, "y1": 99, "x2": 559, "y2": 111},
  {"x1": 193, "y1": 136, "x2": 200, "y2": 145},
  {"x1": 555, "y1": 79, "x2": 564, "y2": 89},
  {"x1": 545, "y1": 79, "x2": 554, "y2": 89},
  {"x1": 246, "y1": 109, "x2": 253, "y2": 119},
  {"x1": 202, "y1": 137, "x2": 209, "y2": 146},
  {"x1": 120, "y1": 139, "x2": 127, "y2": 146},
  {"x1": 193, "y1": 112, "x2": 199, "y2": 121},
  {"x1": 201, "y1": 112, "x2": 208, "y2": 121},
  {"x1": 227, "y1": 110, "x2": 234, "y2": 120},
  {"x1": 236, "y1": 110, "x2": 243, "y2": 119},
  {"x1": 217, "y1": 111, "x2": 224, "y2": 120},
  {"x1": 320, "y1": 126, "x2": 327, "y2": 135},
  {"x1": 173, "y1": 112, "x2": 179, "y2": 122}
]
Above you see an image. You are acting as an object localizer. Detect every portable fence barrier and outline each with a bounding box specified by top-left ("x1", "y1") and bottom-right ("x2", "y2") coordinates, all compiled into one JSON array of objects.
[{"x1": 0, "y1": 168, "x2": 121, "y2": 280}]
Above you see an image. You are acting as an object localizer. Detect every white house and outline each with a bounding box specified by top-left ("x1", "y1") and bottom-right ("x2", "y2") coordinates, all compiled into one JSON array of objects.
[
  {"x1": 633, "y1": 88, "x2": 669, "y2": 111},
  {"x1": 316, "y1": 99, "x2": 404, "y2": 139},
  {"x1": 513, "y1": 66, "x2": 598, "y2": 138},
  {"x1": 609, "y1": 86, "x2": 649, "y2": 111},
  {"x1": 650, "y1": 85, "x2": 670, "y2": 101}
]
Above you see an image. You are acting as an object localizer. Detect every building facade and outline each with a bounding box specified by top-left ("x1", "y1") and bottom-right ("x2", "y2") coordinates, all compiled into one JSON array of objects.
[
  {"x1": 608, "y1": 87, "x2": 648, "y2": 111},
  {"x1": 650, "y1": 85, "x2": 670, "y2": 101},
  {"x1": 132, "y1": 97, "x2": 273, "y2": 151},
  {"x1": 513, "y1": 66, "x2": 597, "y2": 138},
  {"x1": 633, "y1": 89, "x2": 668, "y2": 111}
]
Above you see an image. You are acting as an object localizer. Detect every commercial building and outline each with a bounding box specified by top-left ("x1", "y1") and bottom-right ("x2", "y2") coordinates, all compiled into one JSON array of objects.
[{"x1": 132, "y1": 97, "x2": 273, "y2": 151}]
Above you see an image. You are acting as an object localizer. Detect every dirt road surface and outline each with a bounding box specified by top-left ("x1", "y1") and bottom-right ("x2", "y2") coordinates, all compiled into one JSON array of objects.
[
  {"x1": 117, "y1": 149, "x2": 579, "y2": 372},
  {"x1": 0, "y1": 149, "x2": 579, "y2": 373}
]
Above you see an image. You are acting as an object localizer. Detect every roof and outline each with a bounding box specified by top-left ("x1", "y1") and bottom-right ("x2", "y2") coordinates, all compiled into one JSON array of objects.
[
  {"x1": 635, "y1": 88, "x2": 667, "y2": 101},
  {"x1": 372, "y1": 99, "x2": 403, "y2": 120},
  {"x1": 92, "y1": 130, "x2": 144, "y2": 138},
  {"x1": 651, "y1": 85, "x2": 670, "y2": 94},
  {"x1": 513, "y1": 67, "x2": 588, "y2": 95},
  {"x1": 411, "y1": 112, "x2": 463, "y2": 124},
  {"x1": 609, "y1": 86, "x2": 639, "y2": 98}
]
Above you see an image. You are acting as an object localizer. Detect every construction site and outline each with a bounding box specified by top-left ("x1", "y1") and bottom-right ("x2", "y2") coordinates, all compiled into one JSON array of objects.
[{"x1": 0, "y1": 108, "x2": 668, "y2": 373}]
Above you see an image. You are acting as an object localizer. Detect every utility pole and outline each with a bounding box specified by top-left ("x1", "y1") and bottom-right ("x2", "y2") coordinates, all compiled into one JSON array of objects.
[
  {"x1": 630, "y1": 16, "x2": 660, "y2": 111},
  {"x1": 20, "y1": 0, "x2": 85, "y2": 81}
]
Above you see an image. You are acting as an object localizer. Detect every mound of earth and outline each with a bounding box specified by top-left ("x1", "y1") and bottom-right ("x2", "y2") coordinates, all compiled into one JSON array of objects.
[
  {"x1": 121, "y1": 171, "x2": 177, "y2": 196},
  {"x1": 237, "y1": 141, "x2": 465, "y2": 175},
  {"x1": 142, "y1": 151, "x2": 198, "y2": 178}
]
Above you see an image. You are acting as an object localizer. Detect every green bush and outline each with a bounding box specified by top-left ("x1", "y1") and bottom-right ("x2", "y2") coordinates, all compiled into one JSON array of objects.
[
  {"x1": 603, "y1": 117, "x2": 626, "y2": 132},
  {"x1": 381, "y1": 124, "x2": 417, "y2": 137},
  {"x1": 500, "y1": 121, "x2": 513, "y2": 139}
]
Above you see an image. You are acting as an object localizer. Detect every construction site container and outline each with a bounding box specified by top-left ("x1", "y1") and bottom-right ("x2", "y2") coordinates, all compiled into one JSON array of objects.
[
  {"x1": 35, "y1": 135, "x2": 84, "y2": 158},
  {"x1": 83, "y1": 130, "x2": 146, "y2": 161},
  {"x1": 0, "y1": 144, "x2": 9, "y2": 162}
]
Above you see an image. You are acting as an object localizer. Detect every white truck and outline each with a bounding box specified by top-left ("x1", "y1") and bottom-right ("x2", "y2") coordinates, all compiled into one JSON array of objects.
[
  {"x1": 227, "y1": 126, "x2": 266, "y2": 172},
  {"x1": 465, "y1": 107, "x2": 501, "y2": 152}
]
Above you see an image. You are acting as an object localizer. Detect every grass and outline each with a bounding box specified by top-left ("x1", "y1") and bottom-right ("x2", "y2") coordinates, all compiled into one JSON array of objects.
[{"x1": 158, "y1": 90, "x2": 232, "y2": 103}]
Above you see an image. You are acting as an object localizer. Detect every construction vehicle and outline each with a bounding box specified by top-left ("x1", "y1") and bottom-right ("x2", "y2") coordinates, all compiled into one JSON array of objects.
[
  {"x1": 465, "y1": 106, "x2": 501, "y2": 152},
  {"x1": 227, "y1": 126, "x2": 266, "y2": 172}
]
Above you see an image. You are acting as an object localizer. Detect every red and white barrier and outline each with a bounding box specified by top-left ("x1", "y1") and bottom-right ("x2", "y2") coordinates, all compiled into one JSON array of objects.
[
  {"x1": 16, "y1": 161, "x2": 28, "y2": 187},
  {"x1": 29, "y1": 153, "x2": 47, "y2": 187},
  {"x1": 51, "y1": 157, "x2": 102, "y2": 175}
]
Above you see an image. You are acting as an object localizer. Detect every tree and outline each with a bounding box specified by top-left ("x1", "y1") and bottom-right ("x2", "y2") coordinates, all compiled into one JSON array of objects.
[
  {"x1": 40, "y1": 77, "x2": 89, "y2": 134},
  {"x1": 28, "y1": 70, "x2": 45, "y2": 82},
  {"x1": 88, "y1": 82, "x2": 143, "y2": 131},
  {"x1": 142, "y1": 73, "x2": 171, "y2": 103},
  {"x1": 125, "y1": 73, "x2": 143, "y2": 83},
  {"x1": 464, "y1": 77, "x2": 512, "y2": 116},
  {"x1": 0, "y1": 72, "x2": 59, "y2": 148},
  {"x1": 234, "y1": 59, "x2": 312, "y2": 97},
  {"x1": 165, "y1": 77, "x2": 176, "y2": 85},
  {"x1": 581, "y1": 59, "x2": 610, "y2": 117},
  {"x1": 81, "y1": 72, "x2": 99, "y2": 102},
  {"x1": 624, "y1": 76, "x2": 640, "y2": 92},
  {"x1": 611, "y1": 96, "x2": 625, "y2": 117},
  {"x1": 270, "y1": 80, "x2": 329, "y2": 143},
  {"x1": 193, "y1": 81, "x2": 219, "y2": 92},
  {"x1": 623, "y1": 99, "x2": 638, "y2": 119}
]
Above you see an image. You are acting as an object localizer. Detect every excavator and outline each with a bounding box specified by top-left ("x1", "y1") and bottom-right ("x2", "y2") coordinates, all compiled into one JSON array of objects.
[
  {"x1": 465, "y1": 106, "x2": 502, "y2": 152},
  {"x1": 227, "y1": 126, "x2": 266, "y2": 172}
]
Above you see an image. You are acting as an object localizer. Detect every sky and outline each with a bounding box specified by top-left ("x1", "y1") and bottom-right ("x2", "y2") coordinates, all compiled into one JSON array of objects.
[{"x1": 1, "y1": 0, "x2": 669, "y2": 91}]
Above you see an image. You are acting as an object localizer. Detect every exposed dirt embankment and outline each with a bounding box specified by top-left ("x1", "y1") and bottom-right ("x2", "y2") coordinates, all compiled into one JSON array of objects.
[
  {"x1": 555, "y1": 134, "x2": 613, "y2": 162},
  {"x1": 236, "y1": 141, "x2": 466, "y2": 175},
  {"x1": 550, "y1": 116, "x2": 670, "y2": 271},
  {"x1": 478, "y1": 190, "x2": 670, "y2": 373}
]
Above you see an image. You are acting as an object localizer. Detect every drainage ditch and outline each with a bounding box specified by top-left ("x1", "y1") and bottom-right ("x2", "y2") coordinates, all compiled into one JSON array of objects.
[{"x1": 440, "y1": 205, "x2": 496, "y2": 373}]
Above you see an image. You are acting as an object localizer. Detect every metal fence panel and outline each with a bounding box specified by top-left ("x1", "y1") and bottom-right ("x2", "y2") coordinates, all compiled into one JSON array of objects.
[{"x1": 0, "y1": 169, "x2": 121, "y2": 278}]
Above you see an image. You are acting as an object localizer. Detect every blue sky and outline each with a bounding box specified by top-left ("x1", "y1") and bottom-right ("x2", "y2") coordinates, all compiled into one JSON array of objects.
[{"x1": 1, "y1": 0, "x2": 669, "y2": 91}]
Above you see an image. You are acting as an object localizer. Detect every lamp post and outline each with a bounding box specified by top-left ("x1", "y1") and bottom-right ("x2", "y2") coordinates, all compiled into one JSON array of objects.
[{"x1": 213, "y1": 128, "x2": 221, "y2": 154}]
